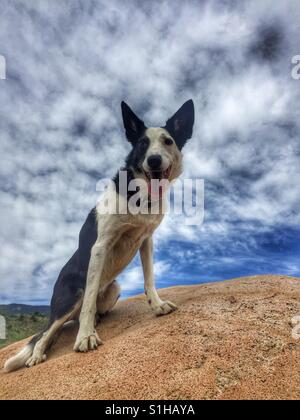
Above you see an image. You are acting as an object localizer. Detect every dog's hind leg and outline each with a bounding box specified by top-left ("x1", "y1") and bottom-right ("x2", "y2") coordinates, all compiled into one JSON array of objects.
[
  {"x1": 25, "y1": 321, "x2": 64, "y2": 368},
  {"x1": 25, "y1": 298, "x2": 82, "y2": 368},
  {"x1": 4, "y1": 279, "x2": 83, "y2": 373},
  {"x1": 95, "y1": 280, "x2": 121, "y2": 324},
  {"x1": 24, "y1": 269, "x2": 85, "y2": 369},
  {"x1": 4, "y1": 319, "x2": 69, "y2": 372}
]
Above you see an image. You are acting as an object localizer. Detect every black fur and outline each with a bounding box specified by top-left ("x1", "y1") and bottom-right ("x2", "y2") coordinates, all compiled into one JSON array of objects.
[
  {"x1": 114, "y1": 102, "x2": 151, "y2": 200},
  {"x1": 125, "y1": 136, "x2": 150, "y2": 173},
  {"x1": 29, "y1": 100, "x2": 194, "y2": 355},
  {"x1": 27, "y1": 209, "x2": 98, "y2": 350},
  {"x1": 121, "y1": 101, "x2": 147, "y2": 145},
  {"x1": 164, "y1": 99, "x2": 195, "y2": 150},
  {"x1": 49, "y1": 208, "x2": 98, "y2": 322},
  {"x1": 113, "y1": 135, "x2": 150, "y2": 200},
  {"x1": 115, "y1": 100, "x2": 195, "y2": 199}
]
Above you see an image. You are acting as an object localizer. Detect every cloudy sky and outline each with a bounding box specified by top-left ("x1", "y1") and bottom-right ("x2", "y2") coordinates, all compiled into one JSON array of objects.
[{"x1": 0, "y1": 0, "x2": 300, "y2": 305}]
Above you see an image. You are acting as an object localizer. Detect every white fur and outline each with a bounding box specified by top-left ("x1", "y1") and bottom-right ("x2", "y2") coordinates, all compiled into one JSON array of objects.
[
  {"x1": 4, "y1": 120, "x2": 185, "y2": 368},
  {"x1": 25, "y1": 316, "x2": 73, "y2": 368},
  {"x1": 140, "y1": 236, "x2": 177, "y2": 315},
  {"x1": 4, "y1": 129, "x2": 183, "y2": 363},
  {"x1": 291, "y1": 316, "x2": 300, "y2": 340},
  {"x1": 142, "y1": 127, "x2": 182, "y2": 178},
  {"x1": 4, "y1": 345, "x2": 33, "y2": 373},
  {"x1": 97, "y1": 281, "x2": 121, "y2": 315},
  {"x1": 74, "y1": 153, "x2": 181, "y2": 352},
  {"x1": 291, "y1": 315, "x2": 300, "y2": 326},
  {"x1": 74, "y1": 201, "x2": 164, "y2": 352},
  {"x1": 4, "y1": 297, "x2": 84, "y2": 372}
]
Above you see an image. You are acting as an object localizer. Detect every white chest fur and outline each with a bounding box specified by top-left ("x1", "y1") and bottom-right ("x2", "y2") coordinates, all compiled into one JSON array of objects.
[{"x1": 95, "y1": 198, "x2": 164, "y2": 285}]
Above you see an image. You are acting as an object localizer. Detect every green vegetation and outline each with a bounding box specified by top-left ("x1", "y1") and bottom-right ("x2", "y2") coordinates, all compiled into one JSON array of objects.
[{"x1": 0, "y1": 313, "x2": 48, "y2": 350}]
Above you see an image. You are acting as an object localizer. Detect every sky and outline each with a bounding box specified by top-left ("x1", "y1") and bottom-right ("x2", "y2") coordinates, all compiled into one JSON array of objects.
[{"x1": 0, "y1": 0, "x2": 300, "y2": 305}]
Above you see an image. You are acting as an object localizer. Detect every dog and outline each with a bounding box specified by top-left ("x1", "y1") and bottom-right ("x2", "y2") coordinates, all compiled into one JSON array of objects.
[{"x1": 4, "y1": 99, "x2": 195, "y2": 372}]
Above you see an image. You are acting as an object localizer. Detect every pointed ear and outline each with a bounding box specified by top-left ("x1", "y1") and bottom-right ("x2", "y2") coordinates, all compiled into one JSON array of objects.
[
  {"x1": 121, "y1": 101, "x2": 146, "y2": 145},
  {"x1": 164, "y1": 99, "x2": 195, "y2": 150}
]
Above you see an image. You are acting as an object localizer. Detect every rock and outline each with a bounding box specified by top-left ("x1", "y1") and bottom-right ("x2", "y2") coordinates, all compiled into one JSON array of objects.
[{"x1": 0, "y1": 275, "x2": 299, "y2": 400}]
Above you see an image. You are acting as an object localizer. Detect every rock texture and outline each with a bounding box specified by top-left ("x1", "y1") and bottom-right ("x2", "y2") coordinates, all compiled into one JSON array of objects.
[{"x1": 0, "y1": 275, "x2": 300, "y2": 400}]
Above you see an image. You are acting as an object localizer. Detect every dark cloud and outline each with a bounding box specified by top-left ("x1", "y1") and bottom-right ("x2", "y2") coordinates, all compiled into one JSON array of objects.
[
  {"x1": 0, "y1": 0, "x2": 299, "y2": 304},
  {"x1": 250, "y1": 24, "x2": 285, "y2": 62}
]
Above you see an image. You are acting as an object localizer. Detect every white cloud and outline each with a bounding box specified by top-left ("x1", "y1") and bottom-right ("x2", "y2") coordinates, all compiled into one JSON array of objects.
[
  {"x1": 0, "y1": 0, "x2": 299, "y2": 303},
  {"x1": 119, "y1": 260, "x2": 171, "y2": 295}
]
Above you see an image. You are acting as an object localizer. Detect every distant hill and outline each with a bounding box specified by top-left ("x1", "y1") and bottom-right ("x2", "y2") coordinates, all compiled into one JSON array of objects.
[
  {"x1": 0, "y1": 304, "x2": 49, "y2": 350},
  {"x1": 0, "y1": 304, "x2": 50, "y2": 316}
]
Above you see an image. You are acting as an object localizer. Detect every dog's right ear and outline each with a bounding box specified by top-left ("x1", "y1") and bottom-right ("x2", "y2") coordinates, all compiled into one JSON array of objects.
[
  {"x1": 164, "y1": 100, "x2": 195, "y2": 150},
  {"x1": 121, "y1": 102, "x2": 146, "y2": 145}
]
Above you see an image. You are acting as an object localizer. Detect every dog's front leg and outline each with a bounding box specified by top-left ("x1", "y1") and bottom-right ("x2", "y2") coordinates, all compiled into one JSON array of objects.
[
  {"x1": 74, "y1": 236, "x2": 115, "y2": 353},
  {"x1": 140, "y1": 236, "x2": 177, "y2": 316}
]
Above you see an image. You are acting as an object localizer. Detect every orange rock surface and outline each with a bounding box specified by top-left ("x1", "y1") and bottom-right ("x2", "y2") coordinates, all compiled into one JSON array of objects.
[{"x1": 0, "y1": 275, "x2": 299, "y2": 400}]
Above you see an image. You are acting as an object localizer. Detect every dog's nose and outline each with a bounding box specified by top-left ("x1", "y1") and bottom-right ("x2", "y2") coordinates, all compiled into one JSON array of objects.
[{"x1": 147, "y1": 155, "x2": 162, "y2": 170}]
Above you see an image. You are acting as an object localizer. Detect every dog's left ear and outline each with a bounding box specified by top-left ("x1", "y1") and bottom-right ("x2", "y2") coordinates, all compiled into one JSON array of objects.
[
  {"x1": 164, "y1": 99, "x2": 195, "y2": 150},
  {"x1": 121, "y1": 101, "x2": 146, "y2": 145}
]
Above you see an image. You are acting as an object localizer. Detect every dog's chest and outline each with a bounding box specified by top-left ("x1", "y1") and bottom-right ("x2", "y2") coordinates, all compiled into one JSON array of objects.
[
  {"x1": 118, "y1": 211, "x2": 163, "y2": 246},
  {"x1": 102, "y1": 217, "x2": 160, "y2": 281},
  {"x1": 116, "y1": 219, "x2": 156, "y2": 256},
  {"x1": 122, "y1": 224, "x2": 154, "y2": 248}
]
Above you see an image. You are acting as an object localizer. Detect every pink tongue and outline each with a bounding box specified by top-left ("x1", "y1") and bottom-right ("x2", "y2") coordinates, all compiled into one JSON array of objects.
[{"x1": 148, "y1": 182, "x2": 163, "y2": 200}]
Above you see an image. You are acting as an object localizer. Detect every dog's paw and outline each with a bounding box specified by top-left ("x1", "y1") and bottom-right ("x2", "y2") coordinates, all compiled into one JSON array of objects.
[
  {"x1": 291, "y1": 316, "x2": 300, "y2": 326},
  {"x1": 153, "y1": 300, "x2": 177, "y2": 316},
  {"x1": 26, "y1": 354, "x2": 47, "y2": 368},
  {"x1": 291, "y1": 316, "x2": 300, "y2": 340},
  {"x1": 73, "y1": 332, "x2": 103, "y2": 353}
]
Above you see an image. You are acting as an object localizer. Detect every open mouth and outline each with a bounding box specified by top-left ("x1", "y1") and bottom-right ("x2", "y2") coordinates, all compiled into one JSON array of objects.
[
  {"x1": 143, "y1": 166, "x2": 172, "y2": 200},
  {"x1": 144, "y1": 166, "x2": 172, "y2": 181}
]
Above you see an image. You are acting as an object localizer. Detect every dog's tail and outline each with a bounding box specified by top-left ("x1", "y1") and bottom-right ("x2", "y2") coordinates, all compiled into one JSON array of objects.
[
  {"x1": 4, "y1": 344, "x2": 34, "y2": 373},
  {"x1": 4, "y1": 333, "x2": 42, "y2": 373}
]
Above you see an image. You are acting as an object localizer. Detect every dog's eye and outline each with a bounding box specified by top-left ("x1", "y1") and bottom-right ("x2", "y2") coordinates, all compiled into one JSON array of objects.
[{"x1": 164, "y1": 138, "x2": 174, "y2": 146}]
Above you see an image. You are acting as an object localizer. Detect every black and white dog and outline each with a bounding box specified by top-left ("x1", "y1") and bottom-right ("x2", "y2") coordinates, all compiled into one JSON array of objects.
[{"x1": 4, "y1": 99, "x2": 195, "y2": 372}]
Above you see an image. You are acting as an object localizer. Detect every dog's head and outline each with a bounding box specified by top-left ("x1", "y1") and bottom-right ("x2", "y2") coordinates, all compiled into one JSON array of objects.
[{"x1": 121, "y1": 100, "x2": 195, "y2": 187}]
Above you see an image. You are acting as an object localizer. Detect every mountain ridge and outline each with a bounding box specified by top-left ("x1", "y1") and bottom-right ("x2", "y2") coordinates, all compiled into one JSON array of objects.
[{"x1": 0, "y1": 304, "x2": 50, "y2": 316}]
